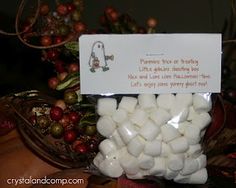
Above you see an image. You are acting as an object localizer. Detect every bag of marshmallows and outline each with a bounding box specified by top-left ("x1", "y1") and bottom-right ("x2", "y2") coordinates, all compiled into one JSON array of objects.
[
  {"x1": 79, "y1": 34, "x2": 221, "y2": 184},
  {"x1": 93, "y1": 93, "x2": 212, "y2": 184}
]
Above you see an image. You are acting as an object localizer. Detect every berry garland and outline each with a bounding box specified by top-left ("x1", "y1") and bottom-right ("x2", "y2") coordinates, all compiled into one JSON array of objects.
[{"x1": 0, "y1": 1, "x2": 158, "y2": 160}]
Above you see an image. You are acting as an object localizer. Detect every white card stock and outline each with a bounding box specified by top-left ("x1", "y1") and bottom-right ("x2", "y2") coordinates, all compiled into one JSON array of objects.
[{"x1": 79, "y1": 34, "x2": 221, "y2": 94}]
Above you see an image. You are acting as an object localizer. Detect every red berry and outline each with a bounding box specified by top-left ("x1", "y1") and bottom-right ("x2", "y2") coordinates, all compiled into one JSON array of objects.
[
  {"x1": 54, "y1": 60, "x2": 65, "y2": 73},
  {"x1": 64, "y1": 130, "x2": 77, "y2": 143},
  {"x1": 50, "y1": 106, "x2": 63, "y2": 121},
  {"x1": 68, "y1": 63, "x2": 79, "y2": 73},
  {"x1": 57, "y1": 4, "x2": 68, "y2": 15},
  {"x1": 67, "y1": 3, "x2": 76, "y2": 12},
  {"x1": 74, "y1": 143, "x2": 88, "y2": 154},
  {"x1": 147, "y1": 17, "x2": 158, "y2": 28},
  {"x1": 46, "y1": 49, "x2": 60, "y2": 61},
  {"x1": 73, "y1": 22, "x2": 86, "y2": 33},
  {"x1": 104, "y1": 7, "x2": 119, "y2": 22},
  {"x1": 54, "y1": 36, "x2": 63, "y2": 44},
  {"x1": 72, "y1": 140, "x2": 82, "y2": 150},
  {"x1": 104, "y1": 6, "x2": 115, "y2": 16},
  {"x1": 29, "y1": 115, "x2": 37, "y2": 125},
  {"x1": 68, "y1": 111, "x2": 80, "y2": 124},
  {"x1": 48, "y1": 77, "x2": 60, "y2": 90},
  {"x1": 108, "y1": 10, "x2": 119, "y2": 22},
  {"x1": 40, "y1": 36, "x2": 52, "y2": 46},
  {"x1": 59, "y1": 114, "x2": 70, "y2": 127},
  {"x1": 40, "y1": 3, "x2": 50, "y2": 15}
]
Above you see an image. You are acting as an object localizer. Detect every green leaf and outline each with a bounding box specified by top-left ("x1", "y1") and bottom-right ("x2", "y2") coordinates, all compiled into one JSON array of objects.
[
  {"x1": 56, "y1": 72, "x2": 79, "y2": 90},
  {"x1": 65, "y1": 41, "x2": 79, "y2": 52}
]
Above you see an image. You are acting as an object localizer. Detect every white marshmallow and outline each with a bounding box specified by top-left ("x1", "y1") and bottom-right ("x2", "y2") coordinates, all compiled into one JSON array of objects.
[
  {"x1": 160, "y1": 142, "x2": 171, "y2": 157},
  {"x1": 167, "y1": 154, "x2": 184, "y2": 171},
  {"x1": 107, "y1": 149, "x2": 123, "y2": 159},
  {"x1": 196, "y1": 154, "x2": 207, "y2": 169},
  {"x1": 187, "y1": 144, "x2": 202, "y2": 158},
  {"x1": 176, "y1": 93, "x2": 193, "y2": 107},
  {"x1": 119, "y1": 96, "x2": 137, "y2": 113},
  {"x1": 187, "y1": 106, "x2": 199, "y2": 121},
  {"x1": 127, "y1": 135, "x2": 146, "y2": 157},
  {"x1": 112, "y1": 108, "x2": 128, "y2": 124},
  {"x1": 138, "y1": 94, "x2": 157, "y2": 110},
  {"x1": 174, "y1": 174, "x2": 190, "y2": 184},
  {"x1": 130, "y1": 108, "x2": 148, "y2": 127},
  {"x1": 193, "y1": 93, "x2": 212, "y2": 113},
  {"x1": 161, "y1": 124, "x2": 181, "y2": 142},
  {"x1": 184, "y1": 125, "x2": 201, "y2": 145},
  {"x1": 97, "y1": 98, "x2": 117, "y2": 116},
  {"x1": 150, "y1": 108, "x2": 171, "y2": 126},
  {"x1": 200, "y1": 129, "x2": 206, "y2": 138},
  {"x1": 144, "y1": 140, "x2": 162, "y2": 157},
  {"x1": 117, "y1": 121, "x2": 138, "y2": 144},
  {"x1": 99, "y1": 157, "x2": 123, "y2": 178},
  {"x1": 139, "y1": 120, "x2": 160, "y2": 141},
  {"x1": 119, "y1": 146, "x2": 129, "y2": 156},
  {"x1": 169, "y1": 137, "x2": 189, "y2": 154},
  {"x1": 138, "y1": 153, "x2": 155, "y2": 170},
  {"x1": 133, "y1": 124, "x2": 141, "y2": 132},
  {"x1": 96, "y1": 116, "x2": 116, "y2": 138},
  {"x1": 99, "y1": 139, "x2": 117, "y2": 157},
  {"x1": 177, "y1": 121, "x2": 192, "y2": 134},
  {"x1": 192, "y1": 112, "x2": 211, "y2": 130},
  {"x1": 93, "y1": 152, "x2": 104, "y2": 167},
  {"x1": 164, "y1": 168, "x2": 179, "y2": 180},
  {"x1": 95, "y1": 93, "x2": 211, "y2": 183},
  {"x1": 156, "y1": 94, "x2": 175, "y2": 110},
  {"x1": 110, "y1": 130, "x2": 125, "y2": 148},
  {"x1": 120, "y1": 152, "x2": 139, "y2": 175},
  {"x1": 189, "y1": 168, "x2": 208, "y2": 184},
  {"x1": 170, "y1": 105, "x2": 189, "y2": 123},
  {"x1": 180, "y1": 158, "x2": 199, "y2": 175},
  {"x1": 149, "y1": 157, "x2": 166, "y2": 176},
  {"x1": 126, "y1": 172, "x2": 144, "y2": 179},
  {"x1": 156, "y1": 134, "x2": 163, "y2": 141}
]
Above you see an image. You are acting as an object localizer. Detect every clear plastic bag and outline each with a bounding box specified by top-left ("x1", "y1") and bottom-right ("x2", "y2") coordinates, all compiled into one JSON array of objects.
[{"x1": 91, "y1": 93, "x2": 212, "y2": 184}]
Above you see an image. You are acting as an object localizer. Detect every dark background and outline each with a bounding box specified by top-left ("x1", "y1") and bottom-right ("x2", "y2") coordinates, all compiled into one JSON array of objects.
[{"x1": 0, "y1": 0, "x2": 231, "y2": 96}]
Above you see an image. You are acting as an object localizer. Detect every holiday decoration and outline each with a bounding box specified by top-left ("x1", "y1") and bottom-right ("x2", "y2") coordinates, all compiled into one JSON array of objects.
[{"x1": 8, "y1": 90, "x2": 100, "y2": 168}]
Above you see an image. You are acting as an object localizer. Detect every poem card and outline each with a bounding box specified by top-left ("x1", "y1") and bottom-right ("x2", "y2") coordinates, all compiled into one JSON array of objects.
[{"x1": 79, "y1": 34, "x2": 221, "y2": 94}]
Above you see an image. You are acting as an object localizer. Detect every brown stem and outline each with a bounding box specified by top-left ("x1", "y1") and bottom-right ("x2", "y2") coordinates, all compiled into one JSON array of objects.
[
  {"x1": 223, "y1": 39, "x2": 236, "y2": 44},
  {"x1": 0, "y1": 0, "x2": 39, "y2": 36}
]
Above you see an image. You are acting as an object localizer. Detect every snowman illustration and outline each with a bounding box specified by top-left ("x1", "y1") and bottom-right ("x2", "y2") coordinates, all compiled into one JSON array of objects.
[{"x1": 88, "y1": 41, "x2": 114, "y2": 72}]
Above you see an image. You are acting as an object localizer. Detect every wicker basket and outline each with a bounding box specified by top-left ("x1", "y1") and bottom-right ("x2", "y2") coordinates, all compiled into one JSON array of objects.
[{"x1": 8, "y1": 90, "x2": 100, "y2": 169}]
